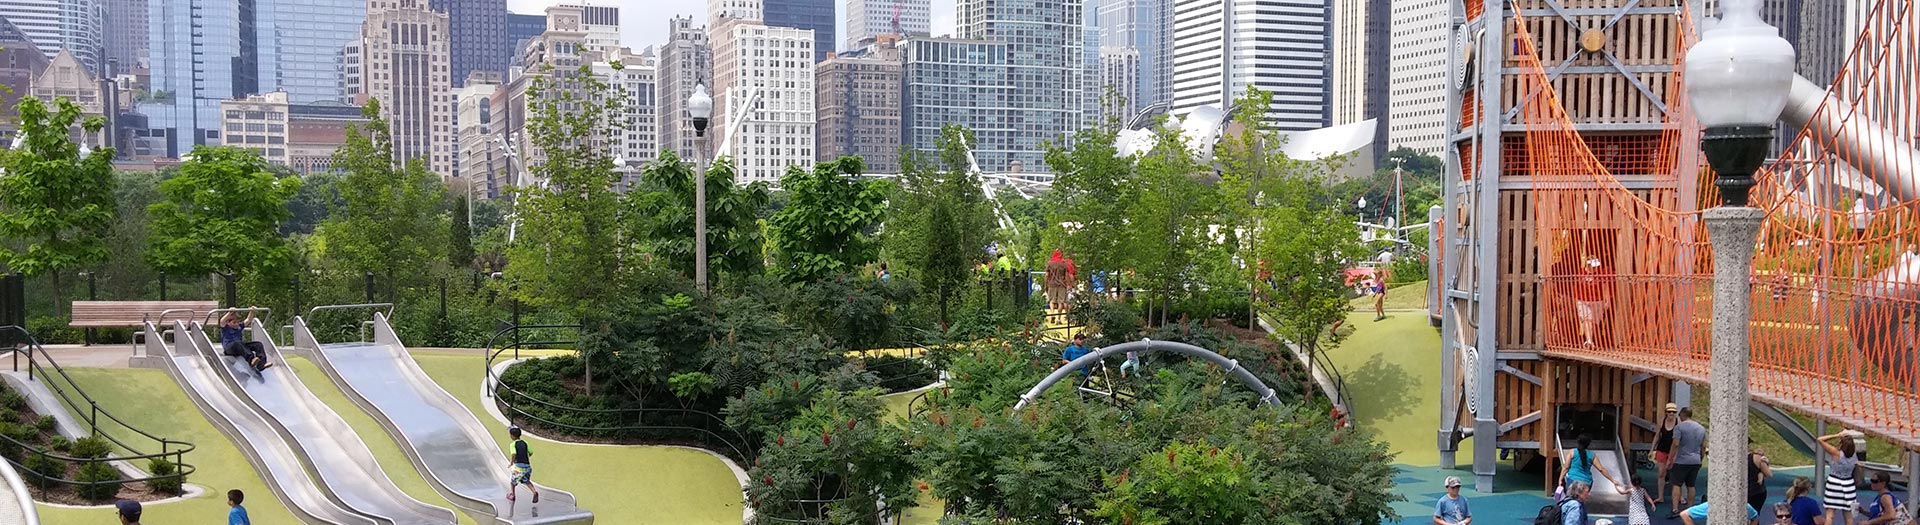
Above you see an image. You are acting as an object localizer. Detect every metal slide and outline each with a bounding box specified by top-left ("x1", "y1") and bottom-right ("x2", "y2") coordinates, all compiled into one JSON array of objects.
[
  {"x1": 1749, "y1": 401, "x2": 1905, "y2": 477},
  {"x1": 1553, "y1": 430, "x2": 1633, "y2": 516},
  {"x1": 184, "y1": 319, "x2": 458, "y2": 524},
  {"x1": 144, "y1": 321, "x2": 377, "y2": 525},
  {"x1": 293, "y1": 313, "x2": 592, "y2": 525}
]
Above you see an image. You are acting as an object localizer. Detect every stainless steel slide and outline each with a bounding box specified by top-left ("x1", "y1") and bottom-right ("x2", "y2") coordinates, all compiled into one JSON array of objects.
[
  {"x1": 185, "y1": 320, "x2": 458, "y2": 525},
  {"x1": 1554, "y1": 431, "x2": 1633, "y2": 516},
  {"x1": 293, "y1": 313, "x2": 593, "y2": 525},
  {"x1": 145, "y1": 321, "x2": 377, "y2": 525}
]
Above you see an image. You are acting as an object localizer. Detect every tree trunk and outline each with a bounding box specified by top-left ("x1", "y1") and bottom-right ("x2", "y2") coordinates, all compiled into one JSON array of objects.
[{"x1": 938, "y1": 285, "x2": 950, "y2": 333}]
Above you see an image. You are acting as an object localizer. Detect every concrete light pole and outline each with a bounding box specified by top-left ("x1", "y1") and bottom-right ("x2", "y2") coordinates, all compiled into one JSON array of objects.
[
  {"x1": 1682, "y1": 1, "x2": 1795, "y2": 522},
  {"x1": 688, "y1": 83, "x2": 714, "y2": 293}
]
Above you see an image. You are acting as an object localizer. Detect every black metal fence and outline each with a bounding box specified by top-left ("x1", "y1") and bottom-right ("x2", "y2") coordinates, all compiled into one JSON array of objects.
[{"x1": 0, "y1": 325, "x2": 194, "y2": 497}]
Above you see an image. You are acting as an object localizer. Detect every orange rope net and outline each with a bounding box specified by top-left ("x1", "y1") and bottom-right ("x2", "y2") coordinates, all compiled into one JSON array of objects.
[{"x1": 1510, "y1": 0, "x2": 1920, "y2": 445}]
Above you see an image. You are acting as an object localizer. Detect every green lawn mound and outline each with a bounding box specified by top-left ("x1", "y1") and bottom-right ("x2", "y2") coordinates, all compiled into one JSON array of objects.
[{"x1": 39, "y1": 352, "x2": 744, "y2": 524}]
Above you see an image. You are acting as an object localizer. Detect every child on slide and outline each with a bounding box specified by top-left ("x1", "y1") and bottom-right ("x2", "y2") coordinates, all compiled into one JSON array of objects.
[{"x1": 506, "y1": 426, "x2": 539, "y2": 503}]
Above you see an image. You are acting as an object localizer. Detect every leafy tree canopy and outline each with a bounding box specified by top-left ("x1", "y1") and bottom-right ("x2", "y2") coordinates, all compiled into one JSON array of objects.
[{"x1": 144, "y1": 146, "x2": 302, "y2": 282}]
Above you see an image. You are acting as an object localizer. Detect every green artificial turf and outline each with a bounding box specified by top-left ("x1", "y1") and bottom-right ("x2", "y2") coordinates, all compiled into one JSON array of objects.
[
  {"x1": 1320, "y1": 309, "x2": 1464, "y2": 467},
  {"x1": 36, "y1": 367, "x2": 306, "y2": 525},
  {"x1": 411, "y1": 351, "x2": 746, "y2": 525}
]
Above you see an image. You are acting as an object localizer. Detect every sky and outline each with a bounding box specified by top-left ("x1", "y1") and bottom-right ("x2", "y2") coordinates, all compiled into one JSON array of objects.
[{"x1": 505, "y1": 0, "x2": 959, "y2": 54}]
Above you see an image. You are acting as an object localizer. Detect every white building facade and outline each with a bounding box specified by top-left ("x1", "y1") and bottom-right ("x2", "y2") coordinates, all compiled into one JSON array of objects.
[
  {"x1": 710, "y1": 19, "x2": 816, "y2": 185},
  {"x1": 1385, "y1": 0, "x2": 1447, "y2": 154},
  {"x1": 1169, "y1": 0, "x2": 1330, "y2": 132},
  {"x1": 844, "y1": 0, "x2": 930, "y2": 49}
]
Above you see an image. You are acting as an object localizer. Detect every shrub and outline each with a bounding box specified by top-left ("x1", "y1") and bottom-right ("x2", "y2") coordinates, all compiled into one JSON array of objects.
[
  {"x1": 24, "y1": 316, "x2": 83, "y2": 345},
  {"x1": 864, "y1": 355, "x2": 934, "y2": 393},
  {"x1": 69, "y1": 435, "x2": 113, "y2": 459},
  {"x1": 20, "y1": 453, "x2": 63, "y2": 488},
  {"x1": 75, "y1": 461, "x2": 122, "y2": 500},
  {"x1": 0, "y1": 392, "x2": 26, "y2": 411},
  {"x1": 146, "y1": 457, "x2": 183, "y2": 494},
  {"x1": 33, "y1": 415, "x2": 54, "y2": 433},
  {"x1": 46, "y1": 436, "x2": 69, "y2": 453}
]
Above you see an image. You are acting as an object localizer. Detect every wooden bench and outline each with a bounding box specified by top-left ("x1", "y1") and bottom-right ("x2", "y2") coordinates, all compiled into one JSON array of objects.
[{"x1": 70, "y1": 301, "x2": 217, "y2": 345}]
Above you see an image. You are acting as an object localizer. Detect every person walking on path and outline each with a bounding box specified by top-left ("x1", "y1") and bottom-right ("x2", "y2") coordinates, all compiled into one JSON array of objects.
[
  {"x1": 1433, "y1": 476, "x2": 1472, "y2": 525},
  {"x1": 1653, "y1": 402, "x2": 1680, "y2": 505},
  {"x1": 1559, "y1": 434, "x2": 1621, "y2": 491},
  {"x1": 1817, "y1": 430, "x2": 1862, "y2": 525},
  {"x1": 1783, "y1": 477, "x2": 1826, "y2": 525},
  {"x1": 1859, "y1": 471, "x2": 1910, "y2": 525},
  {"x1": 219, "y1": 311, "x2": 272, "y2": 372},
  {"x1": 1616, "y1": 473, "x2": 1656, "y2": 525},
  {"x1": 1750, "y1": 440, "x2": 1774, "y2": 513},
  {"x1": 228, "y1": 489, "x2": 252, "y2": 525},
  {"x1": 1045, "y1": 251, "x2": 1070, "y2": 310},
  {"x1": 1667, "y1": 407, "x2": 1707, "y2": 517},
  {"x1": 506, "y1": 426, "x2": 539, "y2": 504}
]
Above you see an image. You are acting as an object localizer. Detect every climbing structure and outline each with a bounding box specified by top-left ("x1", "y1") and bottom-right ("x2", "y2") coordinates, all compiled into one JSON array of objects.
[{"x1": 1438, "y1": 0, "x2": 1920, "y2": 491}]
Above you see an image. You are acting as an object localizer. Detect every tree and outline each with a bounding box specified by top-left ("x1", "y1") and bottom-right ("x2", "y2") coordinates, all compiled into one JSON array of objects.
[
  {"x1": 766, "y1": 157, "x2": 888, "y2": 283},
  {"x1": 505, "y1": 66, "x2": 629, "y2": 393},
  {"x1": 1043, "y1": 107, "x2": 1134, "y2": 281},
  {"x1": 744, "y1": 389, "x2": 917, "y2": 524},
  {"x1": 321, "y1": 99, "x2": 448, "y2": 295},
  {"x1": 282, "y1": 171, "x2": 341, "y2": 235},
  {"x1": 1123, "y1": 119, "x2": 1217, "y2": 323},
  {"x1": 0, "y1": 96, "x2": 117, "y2": 304},
  {"x1": 887, "y1": 125, "x2": 994, "y2": 329},
  {"x1": 626, "y1": 151, "x2": 772, "y2": 286},
  {"x1": 144, "y1": 146, "x2": 302, "y2": 304},
  {"x1": 449, "y1": 194, "x2": 474, "y2": 269}
]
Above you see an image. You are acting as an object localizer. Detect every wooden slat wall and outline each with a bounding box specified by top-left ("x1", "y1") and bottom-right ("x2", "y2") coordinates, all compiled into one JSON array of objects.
[
  {"x1": 1498, "y1": 190, "x2": 1542, "y2": 350},
  {"x1": 1496, "y1": 359, "x2": 1548, "y2": 444},
  {"x1": 1496, "y1": 9, "x2": 1681, "y2": 126}
]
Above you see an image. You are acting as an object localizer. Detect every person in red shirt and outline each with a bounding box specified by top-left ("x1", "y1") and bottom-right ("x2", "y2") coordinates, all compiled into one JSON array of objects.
[{"x1": 1573, "y1": 256, "x2": 1612, "y2": 347}]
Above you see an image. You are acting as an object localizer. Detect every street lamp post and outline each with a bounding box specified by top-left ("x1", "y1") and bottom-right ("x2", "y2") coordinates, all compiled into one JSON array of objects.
[
  {"x1": 688, "y1": 83, "x2": 714, "y2": 293},
  {"x1": 1683, "y1": 1, "x2": 1795, "y2": 523}
]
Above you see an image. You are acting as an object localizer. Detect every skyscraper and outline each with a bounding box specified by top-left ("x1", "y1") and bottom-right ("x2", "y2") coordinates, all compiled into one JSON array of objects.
[
  {"x1": 955, "y1": 0, "x2": 1083, "y2": 174},
  {"x1": 592, "y1": 46, "x2": 658, "y2": 189},
  {"x1": 350, "y1": 0, "x2": 454, "y2": 177},
  {"x1": 102, "y1": 0, "x2": 144, "y2": 75},
  {"x1": 0, "y1": 0, "x2": 104, "y2": 74},
  {"x1": 563, "y1": 3, "x2": 621, "y2": 54},
  {"x1": 656, "y1": 16, "x2": 711, "y2": 162},
  {"x1": 1097, "y1": 0, "x2": 1169, "y2": 112},
  {"x1": 844, "y1": 0, "x2": 929, "y2": 49},
  {"x1": 1169, "y1": 0, "x2": 1331, "y2": 131},
  {"x1": 710, "y1": 17, "x2": 816, "y2": 185},
  {"x1": 430, "y1": 0, "x2": 508, "y2": 87},
  {"x1": 816, "y1": 36, "x2": 903, "y2": 172},
  {"x1": 507, "y1": 12, "x2": 546, "y2": 64},
  {"x1": 262, "y1": 0, "x2": 364, "y2": 104},
  {"x1": 146, "y1": 0, "x2": 258, "y2": 156},
  {"x1": 763, "y1": 0, "x2": 834, "y2": 61},
  {"x1": 1386, "y1": 0, "x2": 1446, "y2": 153},
  {"x1": 902, "y1": 37, "x2": 1014, "y2": 171},
  {"x1": 1099, "y1": 47, "x2": 1139, "y2": 123},
  {"x1": 456, "y1": 81, "x2": 505, "y2": 197},
  {"x1": 1083, "y1": 21, "x2": 1101, "y2": 129}
]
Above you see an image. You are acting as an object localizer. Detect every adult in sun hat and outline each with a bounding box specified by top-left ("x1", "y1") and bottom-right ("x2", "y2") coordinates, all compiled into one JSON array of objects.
[
  {"x1": 1433, "y1": 476, "x2": 1471, "y2": 525},
  {"x1": 1653, "y1": 402, "x2": 1680, "y2": 505}
]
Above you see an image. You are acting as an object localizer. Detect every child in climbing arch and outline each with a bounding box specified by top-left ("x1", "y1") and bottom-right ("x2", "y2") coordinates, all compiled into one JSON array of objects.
[{"x1": 506, "y1": 426, "x2": 539, "y2": 504}]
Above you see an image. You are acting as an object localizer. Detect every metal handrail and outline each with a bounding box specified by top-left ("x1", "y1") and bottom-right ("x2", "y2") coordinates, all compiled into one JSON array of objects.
[
  {"x1": 307, "y1": 303, "x2": 395, "y2": 320},
  {"x1": 0, "y1": 446, "x2": 37, "y2": 525},
  {"x1": 482, "y1": 324, "x2": 757, "y2": 462},
  {"x1": 0, "y1": 325, "x2": 196, "y2": 494},
  {"x1": 141, "y1": 308, "x2": 200, "y2": 326},
  {"x1": 202, "y1": 306, "x2": 271, "y2": 327}
]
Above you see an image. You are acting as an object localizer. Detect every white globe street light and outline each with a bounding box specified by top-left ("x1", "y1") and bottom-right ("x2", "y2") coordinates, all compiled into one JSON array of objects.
[
  {"x1": 1682, "y1": 1, "x2": 1794, "y2": 523},
  {"x1": 688, "y1": 83, "x2": 714, "y2": 293}
]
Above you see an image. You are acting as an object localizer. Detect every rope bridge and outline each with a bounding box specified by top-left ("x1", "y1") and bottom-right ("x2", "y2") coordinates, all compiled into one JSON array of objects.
[{"x1": 1509, "y1": 0, "x2": 1920, "y2": 447}]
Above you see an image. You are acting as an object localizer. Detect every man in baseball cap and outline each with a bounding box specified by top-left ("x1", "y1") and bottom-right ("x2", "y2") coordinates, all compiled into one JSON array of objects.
[
  {"x1": 1434, "y1": 476, "x2": 1472, "y2": 525},
  {"x1": 115, "y1": 499, "x2": 142, "y2": 524}
]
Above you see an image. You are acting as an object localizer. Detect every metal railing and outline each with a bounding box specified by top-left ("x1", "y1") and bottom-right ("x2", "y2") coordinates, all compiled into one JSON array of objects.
[
  {"x1": 201, "y1": 306, "x2": 271, "y2": 328},
  {"x1": 482, "y1": 324, "x2": 756, "y2": 463},
  {"x1": 0, "y1": 325, "x2": 194, "y2": 497}
]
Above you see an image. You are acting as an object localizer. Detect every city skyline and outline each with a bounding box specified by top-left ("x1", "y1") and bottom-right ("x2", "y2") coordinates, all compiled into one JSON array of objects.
[{"x1": 506, "y1": 0, "x2": 956, "y2": 54}]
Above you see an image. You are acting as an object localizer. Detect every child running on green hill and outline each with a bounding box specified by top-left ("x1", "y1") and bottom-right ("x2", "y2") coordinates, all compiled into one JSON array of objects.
[{"x1": 506, "y1": 426, "x2": 539, "y2": 503}]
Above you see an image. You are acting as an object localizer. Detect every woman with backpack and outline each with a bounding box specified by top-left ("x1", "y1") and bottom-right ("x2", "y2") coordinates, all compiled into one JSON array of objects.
[{"x1": 1559, "y1": 434, "x2": 1620, "y2": 492}]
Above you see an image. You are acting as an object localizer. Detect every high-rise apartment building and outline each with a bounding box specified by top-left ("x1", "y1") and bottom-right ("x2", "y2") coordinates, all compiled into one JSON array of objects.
[
  {"x1": 102, "y1": 0, "x2": 143, "y2": 75},
  {"x1": 1097, "y1": 0, "x2": 1170, "y2": 112},
  {"x1": 0, "y1": 0, "x2": 103, "y2": 74},
  {"x1": 656, "y1": 16, "x2": 712, "y2": 162},
  {"x1": 710, "y1": 18, "x2": 816, "y2": 185},
  {"x1": 430, "y1": 0, "x2": 508, "y2": 87},
  {"x1": 455, "y1": 81, "x2": 504, "y2": 197},
  {"x1": 844, "y1": 0, "x2": 930, "y2": 49},
  {"x1": 266, "y1": 0, "x2": 364, "y2": 104},
  {"x1": 764, "y1": 0, "x2": 835, "y2": 61},
  {"x1": 1169, "y1": 0, "x2": 1330, "y2": 131},
  {"x1": 593, "y1": 47, "x2": 657, "y2": 188},
  {"x1": 1083, "y1": 22, "x2": 1101, "y2": 129},
  {"x1": 507, "y1": 12, "x2": 546, "y2": 63},
  {"x1": 816, "y1": 36, "x2": 903, "y2": 172},
  {"x1": 145, "y1": 0, "x2": 261, "y2": 156},
  {"x1": 1330, "y1": 0, "x2": 1366, "y2": 125},
  {"x1": 901, "y1": 37, "x2": 1016, "y2": 171},
  {"x1": 954, "y1": 0, "x2": 1083, "y2": 174},
  {"x1": 349, "y1": 0, "x2": 454, "y2": 177},
  {"x1": 1385, "y1": 0, "x2": 1446, "y2": 153},
  {"x1": 1099, "y1": 47, "x2": 1139, "y2": 123},
  {"x1": 709, "y1": 0, "x2": 761, "y2": 22},
  {"x1": 498, "y1": 4, "x2": 587, "y2": 171}
]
